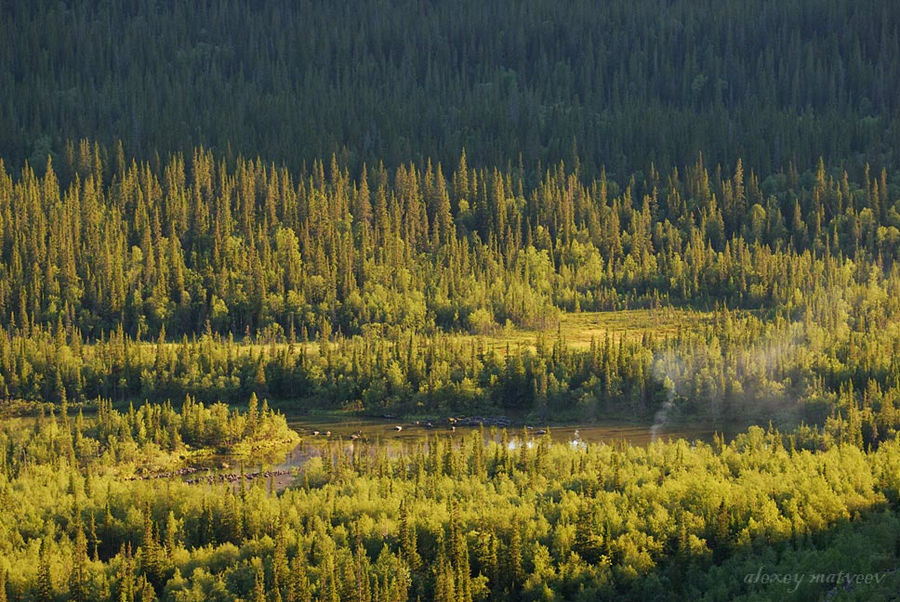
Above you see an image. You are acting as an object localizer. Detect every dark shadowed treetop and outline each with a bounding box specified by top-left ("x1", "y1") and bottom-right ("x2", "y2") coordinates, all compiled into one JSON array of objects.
[{"x1": 1, "y1": 0, "x2": 898, "y2": 177}]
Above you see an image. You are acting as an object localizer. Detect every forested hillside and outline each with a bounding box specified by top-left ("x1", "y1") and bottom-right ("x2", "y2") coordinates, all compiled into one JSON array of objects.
[
  {"x1": 2, "y1": 148, "x2": 899, "y2": 339},
  {"x1": 2, "y1": 0, "x2": 900, "y2": 600},
  {"x1": 1, "y1": 0, "x2": 898, "y2": 176},
  {"x1": 1, "y1": 147, "x2": 900, "y2": 438}
]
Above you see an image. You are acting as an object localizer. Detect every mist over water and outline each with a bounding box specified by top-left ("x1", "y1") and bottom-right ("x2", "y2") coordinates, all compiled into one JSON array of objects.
[
  {"x1": 650, "y1": 352, "x2": 681, "y2": 442},
  {"x1": 646, "y1": 319, "x2": 808, "y2": 442},
  {"x1": 650, "y1": 381, "x2": 676, "y2": 443}
]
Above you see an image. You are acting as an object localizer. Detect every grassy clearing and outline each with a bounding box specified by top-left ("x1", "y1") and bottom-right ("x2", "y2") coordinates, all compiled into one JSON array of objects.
[
  {"x1": 477, "y1": 307, "x2": 715, "y2": 354},
  {"x1": 73, "y1": 308, "x2": 715, "y2": 365}
]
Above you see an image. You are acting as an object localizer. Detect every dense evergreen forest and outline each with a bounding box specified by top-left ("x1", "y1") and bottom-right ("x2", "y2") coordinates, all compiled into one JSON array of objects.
[
  {"x1": 1, "y1": 0, "x2": 899, "y2": 177},
  {"x1": 2, "y1": 0, "x2": 900, "y2": 599},
  {"x1": 1, "y1": 147, "x2": 900, "y2": 442}
]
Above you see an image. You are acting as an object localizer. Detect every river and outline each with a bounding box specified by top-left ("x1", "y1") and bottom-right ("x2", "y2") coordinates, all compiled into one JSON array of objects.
[{"x1": 179, "y1": 416, "x2": 739, "y2": 492}]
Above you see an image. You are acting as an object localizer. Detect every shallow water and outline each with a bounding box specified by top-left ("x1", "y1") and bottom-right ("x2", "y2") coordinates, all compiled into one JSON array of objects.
[
  {"x1": 194, "y1": 416, "x2": 739, "y2": 492},
  {"x1": 272, "y1": 416, "x2": 737, "y2": 471},
  {"x1": 284, "y1": 415, "x2": 730, "y2": 447}
]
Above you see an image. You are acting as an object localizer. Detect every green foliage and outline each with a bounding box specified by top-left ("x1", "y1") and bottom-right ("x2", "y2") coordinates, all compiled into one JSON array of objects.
[
  {"x1": 0, "y1": 143, "x2": 898, "y2": 342},
  {"x1": 0, "y1": 395, "x2": 297, "y2": 484},
  {"x1": 1, "y1": 412, "x2": 898, "y2": 600},
  {"x1": 0, "y1": 146, "x2": 899, "y2": 439},
  {"x1": 1, "y1": 2, "x2": 899, "y2": 598},
  {"x1": 1, "y1": 1, "x2": 898, "y2": 177}
]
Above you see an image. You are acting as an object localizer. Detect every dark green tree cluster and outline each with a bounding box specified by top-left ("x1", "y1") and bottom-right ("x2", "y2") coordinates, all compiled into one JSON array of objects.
[{"x1": 1, "y1": 0, "x2": 898, "y2": 177}]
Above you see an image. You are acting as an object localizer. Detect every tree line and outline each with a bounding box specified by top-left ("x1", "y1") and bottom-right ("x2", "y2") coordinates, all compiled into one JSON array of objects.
[
  {"x1": 1, "y1": 0, "x2": 898, "y2": 178},
  {"x1": 0, "y1": 146, "x2": 898, "y2": 341}
]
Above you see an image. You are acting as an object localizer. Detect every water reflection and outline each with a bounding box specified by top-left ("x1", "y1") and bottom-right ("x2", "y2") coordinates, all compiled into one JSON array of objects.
[
  {"x1": 286, "y1": 416, "x2": 727, "y2": 447},
  {"x1": 274, "y1": 417, "x2": 734, "y2": 464},
  {"x1": 194, "y1": 416, "x2": 739, "y2": 493}
]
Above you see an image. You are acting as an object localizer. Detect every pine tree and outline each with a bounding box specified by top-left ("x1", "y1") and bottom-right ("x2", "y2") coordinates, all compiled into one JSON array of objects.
[
  {"x1": 165, "y1": 510, "x2": 178, "y2": 555},
  {"x1": 290, "y1": 551, "x2": 312, "y2": 602},
  {"x1": 508, "y1": 523, "x2": 523, "y2": 591},
  {"x1": 38, "y1": 538, "x2": 53, "y2": 600},
  {"x1": 90, "y1": 512, "x2": 100, "y2": 562},
  {"x1": 140, "y1": 502, "x2": 162, "y2": 589},
  {"x1": 70, "y1": 520, "x2": 90, "y2": 602},
  {"x1": 252, "y1": 561, "x2": 266, "y2": 602},
  {"x1": 273, "y1": 527, "x2": 289, "y2": 599},
  {"x1": 398, "y1": 500, "x2": 421, "y2": 571}
]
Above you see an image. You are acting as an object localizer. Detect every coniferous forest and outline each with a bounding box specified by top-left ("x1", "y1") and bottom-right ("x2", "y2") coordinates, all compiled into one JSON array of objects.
[{"x1": 1, "y1": 0, "x2": 900, "y2": 600}]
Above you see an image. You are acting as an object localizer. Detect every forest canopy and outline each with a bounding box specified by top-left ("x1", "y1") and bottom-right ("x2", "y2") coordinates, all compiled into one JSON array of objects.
[
  {"x1": 1, "y1": 405, "x2": 898, "y2": 600},
  {"x1": 1, "y1": 0, "x2": 898, "y2": 178},
  {"x1": 2, "y1": 0, "x2": 900, "y2": 600}
]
